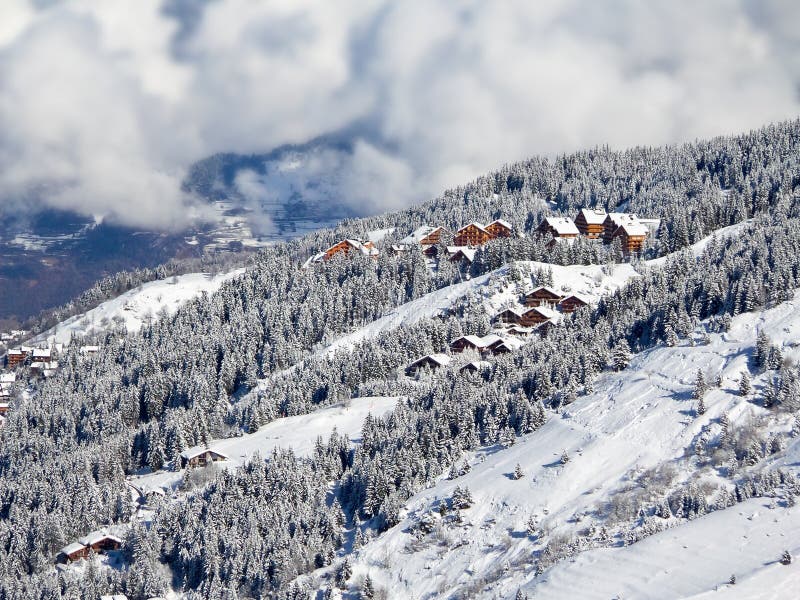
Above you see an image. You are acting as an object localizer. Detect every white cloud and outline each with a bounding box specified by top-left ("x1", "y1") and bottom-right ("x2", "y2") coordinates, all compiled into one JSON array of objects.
[{"x1": 0, "y1": 0, "x2": 798, "y2": 229}]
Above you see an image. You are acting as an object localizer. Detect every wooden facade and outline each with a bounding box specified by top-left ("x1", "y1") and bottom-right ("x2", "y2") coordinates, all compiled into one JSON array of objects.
[
  {"x1": 519, "y1": 306, "x2": 558, "y2": 327},
  {"x1": 6, "y1": 349, "x2": 26, "y2": 369},
  {"x1": 485, "y1": 219, "x2": 512, "y2": 238},
  {"x1": 575, "y1": 209, "x2": 607, "y2": 239},
  {"x1": 405, "y1": 354, "x2": 450, "y2": 375},
  {"x1": 524, "y1": 287, "x2": 564, "y2": 308},
  {"x1": 611, "y1": 224, "x2": 647, "y2": 253},
  {"x1": 59, "y1": 543, "x2": 91, "y2": 563},
  {"x1": 180, "y1": 448, "x2": 228, "y2": 469},
  {"x1": 324, "y1": 239, "x2": 377, "y2": 261},
  {"x1": 448, "y1": 247, "x2": 476, "y2": 265},
  {"x1": 453, "y1": 223, "x2": 493, "y2": 247},
  {"x1": 418, "y1": 226, "x2": 446, "y2": 246},
  {"x1": 558, "y1": 295, "x2": 589, "y2": 313},
  {"x1": 495, "y1": 308, "x2": 524, "y2": 325}
]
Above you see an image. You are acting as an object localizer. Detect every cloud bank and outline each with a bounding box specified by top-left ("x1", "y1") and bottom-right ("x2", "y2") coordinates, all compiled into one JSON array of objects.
[{"x1": 1, "y1": 0, "x2": 799, "y2": 229}]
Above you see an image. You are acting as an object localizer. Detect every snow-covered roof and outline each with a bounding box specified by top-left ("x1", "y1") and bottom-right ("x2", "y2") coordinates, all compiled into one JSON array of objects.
[
  {"x1": 60, "y1": 542, "x2": 86, "y2": 556},
  {"x1": 7, "y1": 349, "x2": 22, "y2": 356},
  {"x1": 180, "y1": 446, "x2": 229, "y2": 461},
  {"x1": 0, "y1": 373, "x2": 15, "y2": 383},
  {"x1": 542, "y1": 217, "x2": 579, "y2": 236},
  {"x1": 491, "y1": 336, "x2": 524, "y2": 351},
  {"x1": 488, "y1": 219, "x2": 512, "y2": 230},
  {"x1": 408, "y1": 353, "x2": 451, "y2": 369},
  {"x1": 399, "y1": 225, "x2": 440, "y2": 245},
  {"x1": 457, "y1": 222, "x2": 489, "y2": 234},
  {"x1": 504, "y1": 325, "x2": 535, "y2": 335},
  {"x1": 497, "y1": 307, "x2": 525, "y2": 318},
  {"x1": 561, "y1": 293, "x2": 591, "y2": 304},
  {"x1": 524, "y1": 305, "x2": 559, "y2": 320},
  {"x1": 615, "y1": 222, "x2": 649, "y2": 237},
  {"x1": 32, "y1": 348, "x2": 51, "y2": 359},
  {"x1": 529, "y1": 286, "x2": 563, "y2": 298},
  {"x1": 0, "y1": 403, "x2": 10, "y2": 409},
  {"x1": 578, "y1": 208, "x2": 607, "y2": 224},
  {"x1": 447, "y1": 247, "x2": 477, "y2": 262},
  {"x1": 453, "y1": 334, "x2": 503, "y2": 349},
  {"x1": 79, "y1": 346, "x2": 100, "y2": 354},
  {"x1": 79, "y1": 530, "x2": 123, "y2": 547}
]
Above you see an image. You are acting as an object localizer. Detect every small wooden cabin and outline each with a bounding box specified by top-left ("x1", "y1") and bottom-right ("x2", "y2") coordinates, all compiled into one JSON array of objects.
[
  {"x1": 519, "y1": 306, "x2": 559, "y2": 327},
  {"x1": 485, "y1": 219, "x2": 512, "y2": 238},
  {"x1": 180, "y1": 447, "x2": 228, "y2": 469},
  {"x1": 559, "y1": 294, "x2": 590, "y2": 313},
  {"x1": 537, "y1": 217, "x2": 579, "y2": 239},
  {"x1": 450, "y1": 334, "x2": 501, "y2": 354},
  {"x1": 524, "y1": 287, "x2": 564, "y2": 308},
  {"x1": 405, "y1": 353, "x2": 450, "y2": 376},
  {"x1": 59, "y1": 542, "x2": 90, "y2": 563},
  {"x1": 453, "y1": 223, "x2": 493, "y2": 247},
  {"x1": 448, "y1": 247, "x2": 476, "y2": 265},
  {"x1": 494, "y1": 307, "x2": 524, "y2": 325},
  {"x1": 575, "y1": 208, "x2": 607, "y2": 239},
  {"x1": 460, "y1": 361, "x2": 490, "y2": 375}
]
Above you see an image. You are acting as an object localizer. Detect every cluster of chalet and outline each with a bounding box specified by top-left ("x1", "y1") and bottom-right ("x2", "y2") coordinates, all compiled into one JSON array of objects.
[
  {"x1": 405, "y1": 285, "x2": 591, "y2": 377},
  {"x1": 394, "y1": 219, "x2": 513, "y2": 265},
  {"x1": 58, "y1": 527, "x2": 124, "y2": 563},
  {"x1": 303, "y1": 238, "x2": 379, "y2": 267},
  {"x1": 538, "y1": 208, "x2": 659, "y2": 253},
  {"x1": 495, "y1": 286, "x2": 589, "y2": 328}
]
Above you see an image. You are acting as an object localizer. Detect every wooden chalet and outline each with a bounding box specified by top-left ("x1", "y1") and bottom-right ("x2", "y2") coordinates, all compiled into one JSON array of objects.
[
  {"x1": 450, "y1": 334, "x2": 502, "y2": 354},
  {"x1": 0, "y1": 403, "x2": 9, "y2": 415},
  {"x1": 447, "y1": 246, "x2": 476, "y2": 265},
  {"x1": 537, "y1": 217, "x2": 579, "y2": 239},
  {"x1": 559, "y1": 294, "x2": 590, "y2": 313},
  {"x1": 79, "y1": 530, "x2": 123, "y2": 553},
  {"x1": 611, "y1": 221, "x2": 648, "y2": 253},
  {"x1": 602, "y1": 213, "x2": 638, "y2": 244},
  {"x1": 575, "y1": 208, "x2": 607, "y2": 239},
  {"x1": 504, "y1": 325, "x2": 535, "y2": 336},
  {"x1": 6, "y1": 348, "x2": 28, "y2": 369},
  {"x1": 495, "y1": 307, "x2": 525, "y2": 325},
  {"x1": 324, "y1": 239, "x2": 378, "y2": 261},
  {"x1": 524, "y1": 286, "x2": 565, "y2": 308},
  {"x1": 58, "y1": 542, "x2": 90, "y2": 563},
  {"x1": 519, "y1": 305, "x2": 559, "y2": 327},
  {"x1": 180, "y1": 447, "x2": 228, "y2": 469},
  {"x1": 405, "y1": 353, "x2": 451, "y2": 376},
  {"x1": 485, "y1": 219, "x2": 512, "y2": 238},
  {"x1": 488, "y1": 337, "x2": 524, "y2": 355},
  {"x1": 460, "y1": 360, "x2": 490, "y2": 374},
  {"x1": 453, "y1": 223, "x2": 493, "y2": 247},
  {"x1": 399, "y1": 225, "x2": 447, "y2": 248}
]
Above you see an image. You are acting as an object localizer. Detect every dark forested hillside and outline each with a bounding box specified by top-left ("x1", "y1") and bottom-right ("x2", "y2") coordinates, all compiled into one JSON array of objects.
[{"x1": 1, "y1": 120, "x2": 800, "y2": 599}]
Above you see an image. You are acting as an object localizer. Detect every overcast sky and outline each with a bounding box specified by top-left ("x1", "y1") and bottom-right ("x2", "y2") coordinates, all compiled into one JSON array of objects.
[{"x1": 1, "y1": 0, "x2": 799, "y2": 229}]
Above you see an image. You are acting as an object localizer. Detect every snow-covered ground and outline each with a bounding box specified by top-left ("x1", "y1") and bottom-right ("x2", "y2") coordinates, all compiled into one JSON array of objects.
[
  {"x1": 31, "y1": 269, "x2": 245, "y2": 346},
  {"x1": 332, "y1": 294, "x2": 800, "y2": 599},
  {"x1": 321, "y1": 261, "x2": 639, "y2": 356},
  {"x1": 131, "y1": 396, "x2": 399, "y2": 494}
]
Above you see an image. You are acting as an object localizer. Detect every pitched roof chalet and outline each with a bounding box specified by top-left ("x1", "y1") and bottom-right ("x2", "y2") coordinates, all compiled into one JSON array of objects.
[{"x1": 542, "y1": 217, "x2": 579, "y2": 235}]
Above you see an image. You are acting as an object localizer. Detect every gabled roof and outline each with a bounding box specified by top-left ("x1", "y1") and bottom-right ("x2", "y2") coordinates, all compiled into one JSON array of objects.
[
  {"x1": 523, "y1": 305, "x2": 559, "y2": 320},
  {"x1": 447, "y1": 247, "x2": 477, "y2": 262},
  {"x1": 456, "y1": 222, "x2": 489, "y2": 234},
  {"x1": 460, "y1": 360, "x2": 491, "y2": 372},
  {"x1": 399, "y1": 225, "x2": 442, "y2": 245},
  {"x1": 489, "y1": 336, "x2": 524, "y2": 351},
  {"x1": 79, "y1": 530, "x2": 124, "y2": 547},
  {"x1": 407, "y1": 353, "x2": 451, "y2": 369},
  {"x1": 488, "y1": 219, "x2": 512, "y2": 230},
  {"x1": 578, "y1": 208, "x2": 608, "y2": 224},
  {"x1": 561, "y1": 293, "x2": 590, "y2": 304},
  {"x1": 496, "y1": 307, "x2": 525, "y2": 318},
  {"x1": 180, "y1": 446, "x2": 229, "y2": 461},
  {"x1": 452, "y1": 334, "x2": 502, "y2": 349},
  {"x1": 542, "y1": 217, "x2": 579, "y2": 235},
  {"x1": 528, "y1": 286, "x2": 563, "y2": 298},
  {"x1": 614, "y1": 222, "x2": 648, "y2": 237},
  {"x1": 60, "y1": 542, "x2": 87, "y2": 556}
]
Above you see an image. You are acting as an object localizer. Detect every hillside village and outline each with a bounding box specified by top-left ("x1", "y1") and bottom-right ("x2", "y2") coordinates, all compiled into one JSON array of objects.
[{"x1": 1, "y1": 120, "x2": 799, "y2": 600}]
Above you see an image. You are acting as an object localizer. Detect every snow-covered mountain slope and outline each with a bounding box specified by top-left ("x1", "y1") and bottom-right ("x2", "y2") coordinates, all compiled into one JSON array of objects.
[
  {"x1": 322, "y1": 261, "x2": 639, "y2": 356},
  {"x1": 31, "y1": 269, "x2": 245, "y2": 345},
  {"x1": 330, "y1": 293, "x2": 800, "y2": 599},
  {"x1": 130, "y1": 395, "x2": 398, "y2": 495}
]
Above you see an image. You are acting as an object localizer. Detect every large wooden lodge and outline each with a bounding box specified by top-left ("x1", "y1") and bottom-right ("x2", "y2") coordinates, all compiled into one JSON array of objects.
[{"x1": 538, "y1": 208, "x2": 658, "y2": 254}]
